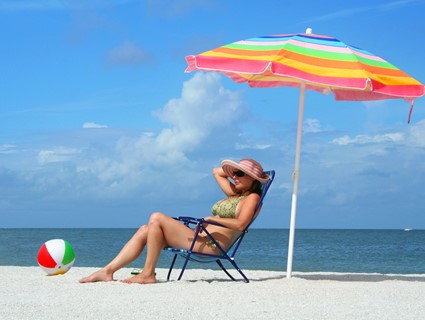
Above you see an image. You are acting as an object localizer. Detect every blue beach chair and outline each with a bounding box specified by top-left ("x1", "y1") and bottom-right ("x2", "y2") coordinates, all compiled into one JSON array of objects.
[{"x1": 164, "y1": 170, "x2": 275, "y2": 283}]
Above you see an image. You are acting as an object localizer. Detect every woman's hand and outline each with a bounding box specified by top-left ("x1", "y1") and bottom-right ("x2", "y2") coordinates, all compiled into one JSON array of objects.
[
  {"x1": 213, "y1": 167, "x2": 237, "y2": 196},
  {"x1": 213, "y1": 167, "x2": 227, "y2": 178},
  {"x1": 202, "y1": 216, "x2": 214, "y2": 229},
  {"x1": 199, "y1": 216, "x2": 215, "y2": 233}
]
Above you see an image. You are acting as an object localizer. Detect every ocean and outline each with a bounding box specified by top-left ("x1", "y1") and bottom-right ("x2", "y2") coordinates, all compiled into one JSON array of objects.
[{"x1": 1, "y1": 228, "x2": 424, "y2": 274}]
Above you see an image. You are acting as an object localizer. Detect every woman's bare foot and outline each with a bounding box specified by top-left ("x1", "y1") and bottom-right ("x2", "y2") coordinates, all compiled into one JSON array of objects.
[
  {"x1": 121, "y1": 272, "x2": 156, "y2": 285},
  {"x1": 79, "y1": 268, "x2": 114, "y2": 283}
]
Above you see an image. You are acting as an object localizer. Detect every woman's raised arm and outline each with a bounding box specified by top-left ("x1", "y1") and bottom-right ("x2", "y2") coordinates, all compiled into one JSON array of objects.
[{"x1": 212, "y1": 167, "x2": 237, "y2": 197}]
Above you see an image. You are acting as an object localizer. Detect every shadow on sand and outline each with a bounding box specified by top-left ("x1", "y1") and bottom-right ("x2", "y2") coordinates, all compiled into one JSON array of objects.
[{"x1": 292, "y1": 272, "x2": 425, "y2": 282}]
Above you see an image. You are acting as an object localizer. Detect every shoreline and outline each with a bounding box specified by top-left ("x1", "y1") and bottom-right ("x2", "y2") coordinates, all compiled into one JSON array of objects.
[{"x1": 1, "y1": 267, "x2": 424, "y2": 319}]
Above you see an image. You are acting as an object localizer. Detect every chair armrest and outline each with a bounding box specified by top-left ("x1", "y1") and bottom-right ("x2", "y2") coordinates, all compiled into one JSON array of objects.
[
  {"x1": 173, "y1": 216, "x2": 203, "y2": 224},
  {"x1": 173, "y1": 216, "x2": 230, "y2": 229}
]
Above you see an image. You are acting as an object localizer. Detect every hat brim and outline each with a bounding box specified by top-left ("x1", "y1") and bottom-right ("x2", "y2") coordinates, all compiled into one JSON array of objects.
[{"x1": 221, "y1": 160, "x2": 269, "y2": 184}]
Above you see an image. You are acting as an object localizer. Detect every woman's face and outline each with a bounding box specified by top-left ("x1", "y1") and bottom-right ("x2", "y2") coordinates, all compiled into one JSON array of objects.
[{"x1": 232, "y1": 170, "x2": 255, "y2": 192}]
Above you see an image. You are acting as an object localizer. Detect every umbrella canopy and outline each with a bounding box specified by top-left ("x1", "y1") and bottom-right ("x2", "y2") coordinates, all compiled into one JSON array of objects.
[
  {"x1": 185, "y1": 29, "x2": 425, "y2": 278},
  {"x1": 186, "y1": 29, "x2": 424, "y2": 102}
]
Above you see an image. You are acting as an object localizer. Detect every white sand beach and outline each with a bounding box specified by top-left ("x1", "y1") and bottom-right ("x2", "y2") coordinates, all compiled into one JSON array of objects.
[{"x1": 0, "y1": 266, "x2": 424, "y2": 320}]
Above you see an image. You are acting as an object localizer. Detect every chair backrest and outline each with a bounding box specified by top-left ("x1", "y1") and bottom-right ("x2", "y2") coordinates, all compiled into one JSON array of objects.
[
  {"x1": 246, "y1": 170, "x2": 275, "y2": 230},
  {"x1": 227, "y1": 170, "x2": 275, "y2": 256}
]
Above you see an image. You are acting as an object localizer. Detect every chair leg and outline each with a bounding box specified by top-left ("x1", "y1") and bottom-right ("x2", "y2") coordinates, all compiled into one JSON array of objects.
[
  {"x1": 167, "y1": 254, "x2": 178, "y2": 281},
  {"x1": 218, "y1": 259, "x2": 249, "y2": 283},
  {"x1": 177, "y1": 253, "x2": 192, "y2": 280},
  {"x1": 216, "y1": 260, "x2": 236, "y2": 281}
]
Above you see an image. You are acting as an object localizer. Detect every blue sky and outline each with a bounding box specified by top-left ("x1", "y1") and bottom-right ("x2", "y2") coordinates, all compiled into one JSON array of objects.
[{"x1": 1, "y1": 0, "x2": 425, "y2": 229}]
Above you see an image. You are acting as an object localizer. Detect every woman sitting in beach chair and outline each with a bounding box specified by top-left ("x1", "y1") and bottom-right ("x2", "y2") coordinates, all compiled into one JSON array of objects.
[{"x1": 79, "y1": 158, "x2": 270, "y2": 285}]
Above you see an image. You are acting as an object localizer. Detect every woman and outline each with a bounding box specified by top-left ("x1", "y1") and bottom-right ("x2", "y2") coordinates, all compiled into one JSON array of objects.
[{"x1": 79, "y1": 158, "x2": 269, "y2": 284}]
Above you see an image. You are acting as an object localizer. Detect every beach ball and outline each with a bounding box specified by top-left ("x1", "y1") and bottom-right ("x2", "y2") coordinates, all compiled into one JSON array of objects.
[{"x1": 37, "y1": 239, "x2": 75, "y2": 275}]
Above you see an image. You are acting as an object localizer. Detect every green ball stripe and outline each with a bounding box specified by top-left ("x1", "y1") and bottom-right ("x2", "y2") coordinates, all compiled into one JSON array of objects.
[{"x1": 62, "y1": 240, "x2": 75, "y2": 265}]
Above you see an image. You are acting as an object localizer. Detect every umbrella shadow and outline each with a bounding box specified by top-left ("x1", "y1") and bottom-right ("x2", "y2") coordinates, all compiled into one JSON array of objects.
[
  {"x1": 159, "y1": 273, "x2": 425, "y2": 283},
  {"x1": 293, "y1": 273, "x2": 425, "y2": 282}
]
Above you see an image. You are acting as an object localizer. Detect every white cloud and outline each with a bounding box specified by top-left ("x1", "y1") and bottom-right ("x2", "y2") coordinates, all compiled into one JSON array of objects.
[
  {"x1": 83, "y1": 122, "x2": 108, "y2": 129},
  {"x1": 294, "y1": 117, "x2": 425, "y2": 215},
  {"x1": 38, "y1": 147, "x2": 81, "y2": 165},
  {"x1": 303, "y1": 118, "x2": 323, "y2": 133},
  {"x1": 154, "y1": 72, "x2": 244, "y2": 151},
  {"x1": 331, "y1": 120, "x2": 425, "y2": 147},
  {"x1": 73, "y1": 73, "x2": 245, "y2": 196},
  {"x1": 4, "y1": 71, "x2": 425, "y2": 228},
  {"x1": 1, "y1": 73, "x2": 246, "y2": 204},
  {"x1": 235, "y1": 143, "x2": 271, "y2": 150},
  {"x1": 0, "y1": 144, "x2": 17, "y2": 154},
  {"x1": 406, "y1": 119, "x2": 425, "y2": 147},
  {"x1": 331, "y1": 132, "x2": 404, "y2": 145}
]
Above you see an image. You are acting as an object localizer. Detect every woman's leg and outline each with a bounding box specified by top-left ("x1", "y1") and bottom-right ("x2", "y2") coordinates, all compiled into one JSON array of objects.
[
  {"x1": 122, "y1": 212, "x2": 212, "y2": 284},
  {"x1": 79, "y1": 225, "x2": 149, "y2": 283}
]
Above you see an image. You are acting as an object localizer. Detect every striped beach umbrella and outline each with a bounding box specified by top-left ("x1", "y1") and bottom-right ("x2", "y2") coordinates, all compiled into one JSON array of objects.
[
  {"x1": 186, "y1": 29, "x2": 424, "y2": 103},
  {"x1": 185, "y1": 29, "x2": 425, "y2": 278}
]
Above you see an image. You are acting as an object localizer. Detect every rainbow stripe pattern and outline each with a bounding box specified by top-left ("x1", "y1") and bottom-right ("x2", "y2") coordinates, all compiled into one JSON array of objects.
[{"x1": 186, "y1": 32, "x2": 424, "y2": 101}]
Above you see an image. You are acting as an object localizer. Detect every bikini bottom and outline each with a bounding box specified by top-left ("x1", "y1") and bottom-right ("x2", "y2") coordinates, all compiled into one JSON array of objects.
[{"x1": 199, "y1": 234, "x2": 217, "y2": 250}]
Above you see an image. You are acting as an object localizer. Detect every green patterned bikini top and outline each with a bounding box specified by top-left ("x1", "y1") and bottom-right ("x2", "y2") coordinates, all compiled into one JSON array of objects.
[{"x1": 211, "y1": 196, "x2": 246, "y2": 218}]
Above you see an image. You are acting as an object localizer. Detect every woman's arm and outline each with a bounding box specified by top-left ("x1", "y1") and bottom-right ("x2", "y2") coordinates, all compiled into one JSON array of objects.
[
  {"x1": 212, "y1": 167, "x2": 237, "y2": 197},
  {"x1": 204, "y1": 193, "x2": 260, "y2": 232}
]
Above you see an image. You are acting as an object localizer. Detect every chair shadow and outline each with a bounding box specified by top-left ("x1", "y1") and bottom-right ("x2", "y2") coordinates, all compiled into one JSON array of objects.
[{"x1": 165, "y1": 272, "x2": 286, "y2": 283}]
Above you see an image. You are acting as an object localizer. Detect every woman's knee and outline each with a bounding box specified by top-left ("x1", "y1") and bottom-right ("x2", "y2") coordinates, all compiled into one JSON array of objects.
[
  {"x1": 148, "y1": 212, "x2": 166, "y2": 225},
  {"x1": 135, "y1": 224, "x2": 148, "y2": 239}
]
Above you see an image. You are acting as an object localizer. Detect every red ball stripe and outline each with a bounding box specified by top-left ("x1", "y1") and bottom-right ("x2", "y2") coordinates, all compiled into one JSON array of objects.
[{"x1": 37, "y1": 244, "x2": 57, "y2": 268}]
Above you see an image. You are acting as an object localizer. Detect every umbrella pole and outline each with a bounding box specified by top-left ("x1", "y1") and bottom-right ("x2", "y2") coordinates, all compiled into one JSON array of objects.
[{"x1": 286, "y1": 82, "x2": 306, "y2": 278}]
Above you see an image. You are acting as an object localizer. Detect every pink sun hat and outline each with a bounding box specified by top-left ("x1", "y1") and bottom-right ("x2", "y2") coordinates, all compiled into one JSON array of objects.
[{"x1": 221, "y1": 158, "x2": 269, "y2": 184}]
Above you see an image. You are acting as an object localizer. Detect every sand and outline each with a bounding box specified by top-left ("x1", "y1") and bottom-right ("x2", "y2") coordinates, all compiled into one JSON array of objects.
[{"x1": 0, "y1": 266, "x2": 424, "y2": 320}]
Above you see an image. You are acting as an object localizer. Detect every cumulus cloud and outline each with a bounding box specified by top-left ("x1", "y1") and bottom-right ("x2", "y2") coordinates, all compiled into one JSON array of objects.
[
  {"x1": 1, "y1": 73, "x2": 246, "y2": 209},
  {"x1": 4, "y1": 75, "x2": 425, "y2": 228},
  {"x1": 153, "y1": 72, "x2": 244, "y2": 151},
  {"x1": 105, "y1": 41, "x2": 154, "y2": 68},
  {"x1": 71, "y1": 73, "x2": 245, "y2": 197}
]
